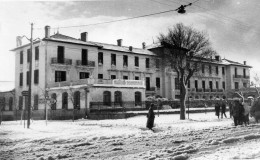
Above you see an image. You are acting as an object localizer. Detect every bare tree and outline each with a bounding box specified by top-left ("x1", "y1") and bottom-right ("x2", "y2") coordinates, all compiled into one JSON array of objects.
[{"x1": 154, "y1": 23, "x2": 216, "y2": 120}]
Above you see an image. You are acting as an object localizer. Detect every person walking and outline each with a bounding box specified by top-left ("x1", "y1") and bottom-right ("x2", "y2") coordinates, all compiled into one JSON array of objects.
[
  {"x1": 215, "y1": 99, "x2": 221, "y2": 119},
  {"x1": 146, "y1": 103, "x2": 155, "y2": 131},
  {"x1": 233, "y1": 100, "x2": 244, "y2": 126},
  {"x1": 221, "y1": 98, "x2": 227, "y2": 118}
]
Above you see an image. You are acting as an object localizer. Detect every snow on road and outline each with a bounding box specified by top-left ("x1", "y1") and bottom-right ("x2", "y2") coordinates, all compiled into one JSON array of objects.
[{"x1": 1, "y1": 112, "x2": 260, "y2": 160}]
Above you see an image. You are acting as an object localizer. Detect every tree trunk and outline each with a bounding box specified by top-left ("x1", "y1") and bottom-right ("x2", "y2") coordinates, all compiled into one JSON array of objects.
[{"x1": 180, "y1": 79, "x2": 187, "y2": 120}]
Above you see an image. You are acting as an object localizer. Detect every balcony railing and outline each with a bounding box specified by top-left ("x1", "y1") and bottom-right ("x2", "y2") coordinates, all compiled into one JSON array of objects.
[
  {"x1": 51, "y1": 58, "x2": 72, "y2": 65},
  {"x1": 197, "y1": 88, "x2": 203, "y2": 92},
  {"x1": 233, "y1": 75, "x2": 250, "y2": 79},
  {"x1": 217, "y1": 89, "x2": 224, "y2": 92},
  {"x1": 204, "y1": 89, "x2": 211, "y2": 92},
  {"x1": 211, "y1": 89, "x2": 217, "y2": 92},
  {"x1": 76, "y1": 60, "x2": 95, "y2": 67}
]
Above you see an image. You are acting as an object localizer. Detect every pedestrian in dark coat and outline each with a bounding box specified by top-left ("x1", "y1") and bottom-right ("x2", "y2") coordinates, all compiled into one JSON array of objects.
[
  {"x1": 215, "y1": 100, "x2": 221, "y2": 119},
  {"x1": 221, "y1": 99, "x2": 227, "y2": 118},
  {"x1": 233, "y1": 100, "x2": 243, "y2": 126},
  {"x1": 146, "y1": 104, "x2": 155, "y2": 130}
]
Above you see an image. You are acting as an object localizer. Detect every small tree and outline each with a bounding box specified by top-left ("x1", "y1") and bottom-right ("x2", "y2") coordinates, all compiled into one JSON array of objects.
[{"x1": 154, "y1": 23, "x2": 216, "y2": 120}]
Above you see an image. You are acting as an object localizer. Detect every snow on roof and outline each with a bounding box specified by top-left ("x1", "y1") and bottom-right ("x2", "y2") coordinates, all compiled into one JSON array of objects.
[{"x1": 222, "y1": 58, "x2": 252, "y2": 67}]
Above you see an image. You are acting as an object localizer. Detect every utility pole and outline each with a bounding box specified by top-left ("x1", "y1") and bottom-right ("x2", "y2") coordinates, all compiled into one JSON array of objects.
[{"x1": 27, "y1": 23, "x2": 33, "y2": 129}]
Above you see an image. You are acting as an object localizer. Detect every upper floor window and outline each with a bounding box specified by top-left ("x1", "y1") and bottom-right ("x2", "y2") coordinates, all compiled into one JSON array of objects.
[
  {"x1": 146, "y1": 58, "x2": 150, "y2": 68},
  {"x1": 216, "y1": 81, "x2": 219, "y2": 89},
  {"x1": 27, "y1": 49, "x2": 31, "y2": 63},
  {"x1": 35, "y1": 46, "x2": 39, "y2": 61},
  {"x1": 235, "y1": 82, "x2": 239, "y2": 89},
  {"x1": 135, "y1": 56, "x2": 139, "y2": 67},
  {"x1": 51, "y1": 93, "x2": 57, "y2": 110},
  {"x1": 222, "y1": 81, "x2": 225, "y2": 90},
  {"x1": 1, "y1": 97, "x2": 5, "y2": 111},
  {"x1": 98, "y1": 52, "x2": 103, "y2": 64},
  {"x1": 111, "y1": 54, "x2": 116, "y2": 66},
  {"x1": 57, "y1": 46, "x2": 64, "y2": 64},
  {"x1": 73, "y1": 91, "x2": 80, "y2": 109},
  {"x1": 215, "y1": 66, "x2": 218, "y2": 75},
  {"x1": 34, "y1": 69, "x2": 39, "y2": 84},
  {"x1": 79, "y1": 72, "x2": 89, "y2": 79},
  {"x1": 194, "y1": 80, "x2": 198, "y2": 91},
  {"x1": 111, "y1": 75, "x2": 116, "y2": 79},
  {"x1": 243, "y1": 82, "x2": 247, "y2": 88},
  {"x1": 243, "y1": 68, "x2": 246, "y2": 78},
  {"x1": 19, "y1": 73, "x2": 23, "y2": 86},
  {"x1": 81, "y1": 49, "x2": 88, "y2": 65},
  {"x1": 55, "y1": 71, "x2": 66, "y2": 82},
  {"x1": 103, "y1": 91, "x2": 111, "y2": 106},
  {"x1": 20, "y1": 51, "x2": 23, "y2": 64},
  {"x1": 26, "y1": 71, "x2": 29, "y2": 85},
  {"x1": 123, "y1": 55, "x2": 128, "y2": 67},
  {"x1": 34, "y1": 95, "x2": 38, "y2": 110},
  {"x1": 156, "y1": 59, "x2": 160, "y2": 68},
  {"x1": 202, "y1": 64, "x2": 205, "y2": 73},
  {"x1": 222, "y1": 67, "x2": 225, "y2": 75},
  {"x1": 135, "y1": 76, "x2": 139, "y2": 80},
  {"x1": 9, "y1": 97, "x2": 13, "y2": 111},
  {"x1": 209, "y1": 65, "x2": 212, "y2": 74},
  {"x1": 156, "y1": 77, "x2": 160, "y2": 88},
  {"x1": 98, "y1": 74, "x2": 103, "y2": 79},
  {"x1": 123, "y1": 76, "x2": 128, "y2": 80},
  {"x1": 235, "y1": 67, "x2": 237, "y2": 77}
]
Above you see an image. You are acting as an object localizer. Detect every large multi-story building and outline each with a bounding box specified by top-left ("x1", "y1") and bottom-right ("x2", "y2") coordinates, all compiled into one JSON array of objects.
[{"x1": 8, "y1": 25, "x2": 251, "y2": 120}]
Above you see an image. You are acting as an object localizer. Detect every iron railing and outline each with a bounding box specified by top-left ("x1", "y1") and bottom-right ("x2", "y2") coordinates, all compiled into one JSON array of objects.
[
  {"x1": 51, "y1": 58, "x2": 72, "y2": 65},
  {"x1": 76, "y1": 60, "x2": 95, "y2": 67},
  {"x1": 90, "y1": 101, "x2": 146, "y2": 112}
]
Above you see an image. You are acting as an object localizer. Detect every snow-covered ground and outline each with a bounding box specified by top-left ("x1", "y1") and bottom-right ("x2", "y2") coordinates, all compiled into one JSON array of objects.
[{"x1": 1, "y1": 112, "x2": 260, "y2": 160}]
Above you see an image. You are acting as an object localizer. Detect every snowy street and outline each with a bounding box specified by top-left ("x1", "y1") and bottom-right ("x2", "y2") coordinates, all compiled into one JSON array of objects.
[{"x1": 1, "y1": 112, "x2": 260, "y2": 160}]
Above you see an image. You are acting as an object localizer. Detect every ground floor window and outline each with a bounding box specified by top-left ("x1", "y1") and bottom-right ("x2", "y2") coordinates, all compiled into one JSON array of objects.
[
  {"x1": 74, "y1": 91, "x2": 80, "y2": 109},
  {"x1": 114, "y1": 91, "x2": 122, "y2": 106},
  {"x1": 135, "y1": 91, "x2": 141, "y2": 106},
  {"x1": 79, "y1": 72, "x2": 89, "y2": 79},
  {"x1": 51, "y1": 93, "x2": 57, "y2": 110},
  {"x1": 19, "y1": 96, "x2": 23, "y2": 110},
  {"x1": 62, "y1": 92, "x2": 68, "y2": 109},
  {"x1": 103, "y1": 91, "x2": 111, "y2": 106}
]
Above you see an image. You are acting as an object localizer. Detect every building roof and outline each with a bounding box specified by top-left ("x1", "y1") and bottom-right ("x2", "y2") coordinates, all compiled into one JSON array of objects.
[{"x1": 222, "y1": 58, "x2": 252, "y2": 68}]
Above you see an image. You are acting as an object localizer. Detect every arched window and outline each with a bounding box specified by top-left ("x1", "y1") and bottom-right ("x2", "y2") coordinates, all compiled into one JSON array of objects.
[
  {"x1": 103, "y1": 91, "x2": 111, "y2": 106},
  {"x1": 62, "y1": 92, "x2": 68, "y2": 109},
  {"x1": 34, "y1": 95, "x2": 38, "y2": 110},
  {"x1": 114, "y1": 91, "x2": 122, "y2": 106},
  {"x1": 74, "y1": 91, "x2": 80, "y2": 109},
  {"x1": 51, "y1": 93, "x2": 57, "y2": 110},
  {"x1": 135, "y1": 91, "x2": 142, "y2": 106},
  {"x1": 9, "y1": 97, "x2": 13, "y2": 111}
]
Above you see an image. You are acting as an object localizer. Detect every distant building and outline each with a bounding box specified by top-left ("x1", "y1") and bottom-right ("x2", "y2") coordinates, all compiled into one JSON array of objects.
[
  {"x1": 0, "y1": 89, "x2": 15, "y2": 120},
  {"x1": 9, "y1": 25, "x2": 251, "y2": 120}
]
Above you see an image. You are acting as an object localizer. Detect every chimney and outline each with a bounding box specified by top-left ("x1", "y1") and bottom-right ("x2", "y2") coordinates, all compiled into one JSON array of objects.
[
  {"x1": 16, "y1": 36, "x2": 22, "y2": 47},
  {"x1": 215, "y1": 55, "x2": 220, "y2": 61},
  {"x1": 129, "y1": 46, "x2": 133, "y2": 51},
  {"x1": 244, "y1": 61, "x2": 246, "y2": 65},
  {"x1": 81, "y1": 32, "x2": 88, "y2": 42},
  {"x1": 117, "y1": 39, "x2": 122, "y2": 46},
  {"x1": 45, "y1": 25, "x2": 50, "y2": 38},
  {"x1": 142, "y1": 42, "x2": 146, "y2": 49}
]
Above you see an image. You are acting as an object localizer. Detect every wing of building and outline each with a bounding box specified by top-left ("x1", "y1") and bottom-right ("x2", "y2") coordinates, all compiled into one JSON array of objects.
[{"x1": 7, "y1": 25, "x2": 252, "y2": 120}]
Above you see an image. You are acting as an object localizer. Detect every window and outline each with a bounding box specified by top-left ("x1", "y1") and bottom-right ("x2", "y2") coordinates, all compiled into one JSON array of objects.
[
  {"x1": 235, "y1": 67, "x2": 237, "y2": 77},
  {"x1": 98, "y1": 52, "x2": 103, "y2": 64},
  {"x1": 114, "y1": 91, "x2": 122, "y2": 106},
  {"x1": 235, "y1": 82, "x2": 239, "y2": 89},
  {"x1": 74, "y1": 91, "x2": 80, "y2": 109},
  {"x1": 1, "y1": 97, "x2": 5, "y2": 111},
  {"x1": 135, "y1": 91, "x2": 142, "y2": 106},
  {"x1": 222, "y1": 67, "x2": 225, "y2": 75},
  {"x1": 26, "y1": 71, "x2": 29, "y2": 85},
  {"x1": 135, "y1": 76, "x2": 139, "y2": 80},
  {"x1": 135, "y1": 56, "x2": 139, "y2": 67},
  {"x1": 123, "y1": 55, "x2": 128, "y2": 67},
  {"x1": 20, "y1": 51, "x2": 23, "y2": 64},
  {"x1": 111, "y1": 75, "x2": 116, "y2": 79},
  {"x1": 243, "y1": 83, "x2": 247, "y2": 88},
  {"x1": 156, "y1": 59, "x2": 160, "y2": 68},
  {"x1": 19, "y1": 96, "x2": 23, "y2": 110},
  {"x1": 111, "y1": 54, "x2": 116, "y2": 65},
  {"x1": 55, "y1": 71, "x2": 66, "y2": 82},
  {"x1": 9, "y1": 97, "x2": 13, "y2": 111},
  {"x1": 146, "y1": 77, "x2": 150, "y2": 90},
  {"x1": 222, "y1": 81, "x2": 225, "y2": 90},
  {"x1": 51, "y1": 93, "x2": 57, "y2": 110},
  {"x1": 81, "y1": 49, "x2": 88, "y2": 65},
  {"x1": 34, "y1": 69, "x2": 39, "y2": 84},
  {"x1": 98, "y1": 74, "x2": 103, "y2": 79},
  {"x1": 123, "y1": 76, "x2": 128, "y2": 80},
  {"x1": 62, "y1": 92, "x2": 68, "y2": 109},
  {"x1": 209, "y1": 65, "x2": 212, "y2": 74},
  {"x1": 175, "y1": 78, "x2": 180, "y2": 90},
  {"x1": 243, "y1": 68, "x2": 246, "y2": 78},
  {"x1": 202, "y1": 64, "x2": 205, "y2": 73},
  {"x1": 103, "y1": 91, "x2": 111, "y2": 106},
  {"x1": 195, "y1": 80, "x2": 198, "y2": 91},
  {"x1": 35, "y1": 46, "x2": 39, "y2": 61},
  {"x1": 27, "y1": 49, "x2": 31, "y2": 63},
  {"x1": 202, "y1": 81, "x2": 205, "y2": 91},
  {"x1": 216, "y1": 81, "x2": 219, "y2": 89},
  {"x1": 216, "y1": 66, "x2": 218, "y2": 75},
  {"x1": 146, "y1": 58, "x2": 150, "y2": 68},
  {"x1": 34, "y1": 95, "x2": 38, "y2": 110},
  {"x1": 156, "y1": 77, "x2": 160, "y2": 88},
  {"x1": 79, "y1": 72, "x2": 89, "y2": 79},
  {"x1": 209, "y1": 81, "x2": 213, "y2": 91},
  {"x1": 57, "y1": 46, "x2": 64, "y2": 64},
  {"x1": 19, "y1": 73, "x2": 23, "y2": 86}
]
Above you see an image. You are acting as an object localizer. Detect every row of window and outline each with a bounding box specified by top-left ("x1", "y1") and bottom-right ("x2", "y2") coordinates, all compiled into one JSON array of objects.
[
  {"x1": 0, "y1": 97, "x2": 13, "y2": 111},
  {"x1": 20, "y1": 46, "x2": 39, "y2": 64},
  {"x1": 201, "y1": 64, "x2": 225, "y2": 75},
  {"x1": 18, "y1": 95, "x2": 38, "y2": 110},
  {"x1": 19, "y1": 70, "x2": 39, "y2": 86},
  {"x1": 235, "y1": 82, "x2": 247, "y2": 89},
  {"x1": 182, "y1": 79, "x2": 226, "y2": 90},
  {"x1": 234, "y1": 67, "x2": 247, "y2": 77}
]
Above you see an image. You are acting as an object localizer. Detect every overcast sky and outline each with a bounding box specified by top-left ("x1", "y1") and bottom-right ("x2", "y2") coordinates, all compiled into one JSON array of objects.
[{"x1": 0, "y1": 0, "x2": 260, "y2": 89}]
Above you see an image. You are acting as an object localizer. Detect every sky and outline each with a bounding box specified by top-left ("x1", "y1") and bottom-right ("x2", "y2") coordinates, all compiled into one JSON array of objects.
[{"x1": 0, "y1": 0, "x2": 260, "y2": 89}]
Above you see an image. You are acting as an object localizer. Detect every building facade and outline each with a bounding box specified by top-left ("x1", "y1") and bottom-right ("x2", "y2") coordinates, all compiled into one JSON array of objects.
[{"x1": 9, "y1": 25, "x2": 251, "y2": 120}]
